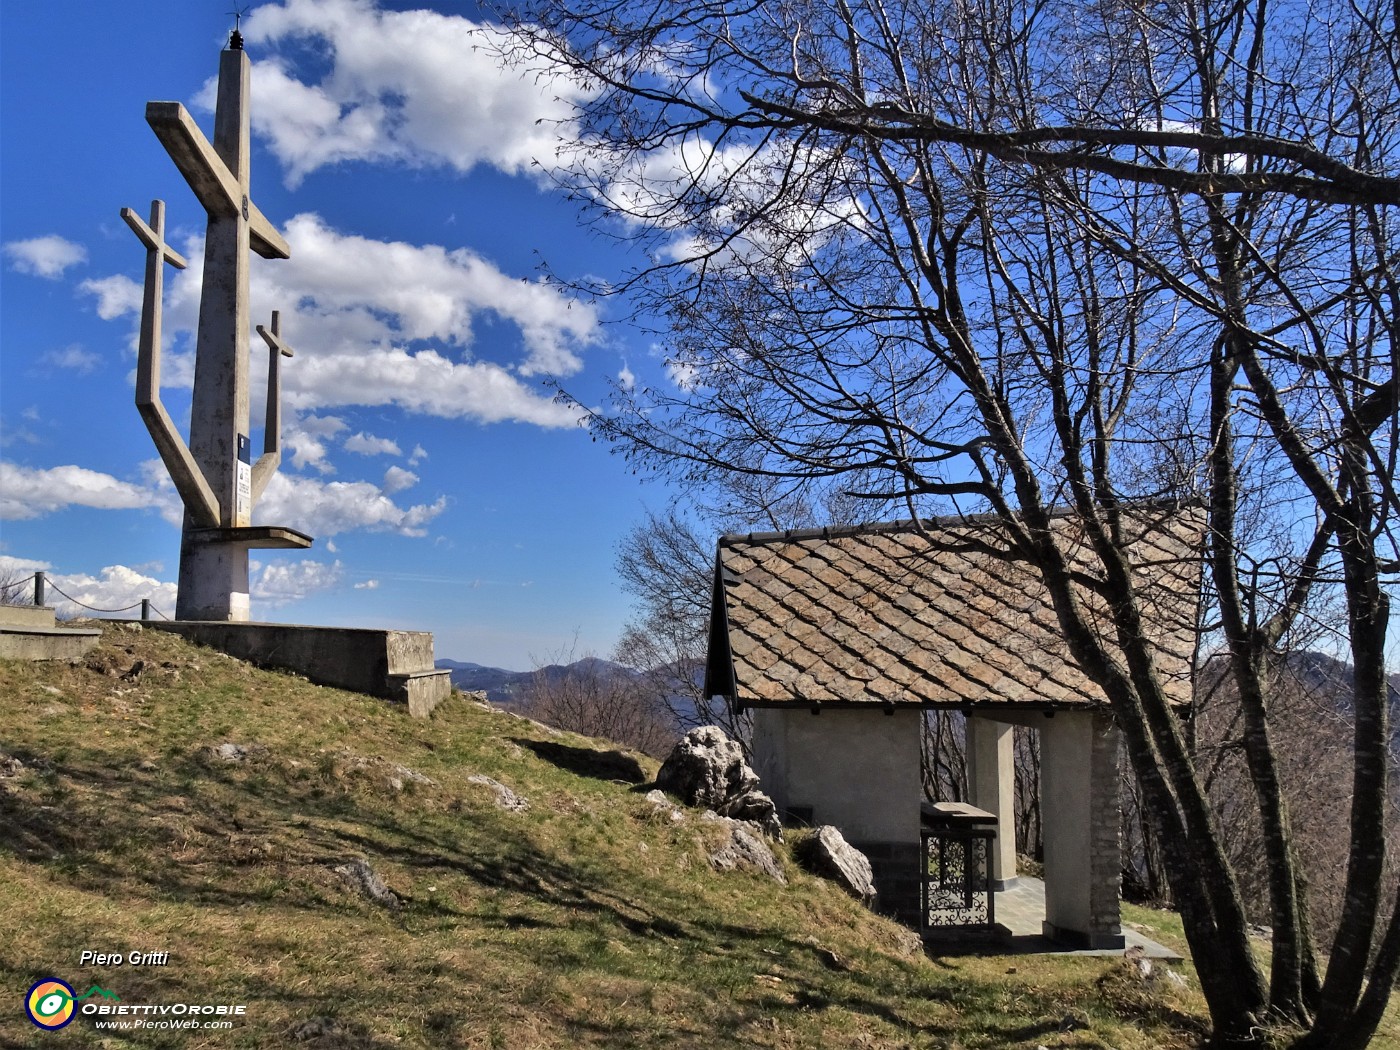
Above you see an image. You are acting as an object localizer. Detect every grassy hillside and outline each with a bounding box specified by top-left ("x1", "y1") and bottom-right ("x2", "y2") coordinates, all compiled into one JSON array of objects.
[{"x1": 0, "y1": 624, "x2": 1390, "y2": 1049}]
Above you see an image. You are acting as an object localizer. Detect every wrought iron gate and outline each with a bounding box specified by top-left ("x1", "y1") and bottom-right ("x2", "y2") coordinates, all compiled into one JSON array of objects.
[{"x1": 920, "y1": 802, "x2": 997, "y2": 935}]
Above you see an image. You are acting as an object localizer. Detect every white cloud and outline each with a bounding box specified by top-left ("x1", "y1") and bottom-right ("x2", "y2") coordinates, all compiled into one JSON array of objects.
[
  {"x1": 4, "y1": 235, "x2": 87, "y2": 279},
  {"x1": 2, "y1": 454, "x2": 442, "y2": 549},
  {"x1": 408, "y1": 444, "x2": 427, "y2": 466},
  {"x1": 618, "y1": 363, "x2": 636, "y2": 391},
  {"x1": 0, "y1": 554, "x2": 52, "y2": 575},
  {"x1": 284, "y1": 414, "x2": 347, "y2": 474},
  {"x1": 287, "y1": 345, "x2": 585, "y2": 428},
  {"x1": 344, "y1": 431, "x2": 402, "y2": 457},
  {"x1": 87, "y1": 215, "x2": 599, "y2": 428},
  {"x1": 353, "y1": 579, "x2": 380, "y2": 590},
  {"x1": 0, "y1": 555, "x2": 177, "y2": 619},
  {"x1": 0, "y1": 555, "x2": 50, "y2": 601},
  {"x1": 48, "y1": 564, "x2": 178, "y2": 621},
  {"x1": 265, "y1": 213, "x2": 598, "y2": 379},
  {"x1": 252, "y1": 558, "x2": 345, "y2": 606},
  {"x1": 665, "y1": 356, "x2": 703, "y2": 391},
  {"x1": 382, "y1": 465, "x2": 418, "y2": 493},
  {"x1": 135, "y1": 459, "x2": 187, "y2": 526},
  {"x1": 235, "y1": 0, "x2": 589, "y2": 187},
  {"x1": 255, "y1": 472, "x2": 448, "y2": 537},
  {"x1": 78, "y1": 274, "x2": 142, "y2": 319},
  {"x1": 39, "y1": 345, "x2": 102, "y2": 374},
  {"x1": 0, "y1": 462, "x2": 153, "y2": 520},
  {"x1": 1, "y1": 423, "x2": 41, "y2": 448}
]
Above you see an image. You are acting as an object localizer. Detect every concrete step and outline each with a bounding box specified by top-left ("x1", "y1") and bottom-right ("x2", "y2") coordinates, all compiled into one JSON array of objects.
[
  {"x1": 0, "y1": 623, "x2": 102, "y2": 661},
  {"x1": 0, "y1": 604, "x2": 57, "y2": 629},
  {"x1": 388, "y1": 669, "x2": 453, "y2": 719}
]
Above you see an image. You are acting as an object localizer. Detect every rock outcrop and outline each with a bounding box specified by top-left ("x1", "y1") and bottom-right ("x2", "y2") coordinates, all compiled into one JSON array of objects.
[
  {"x1": 798, "y1": 825, "x2": 877, "y2": 903},
  {"x1": 656, "y1": 726, "x2": 756, "y2": 807},
  {"x1": 468, "y1": 774, "x2": 530, "y2": 812},
  {"x1": 704, "y1": 813, "x2": 786, "y2": 883},
  {"x1": 332, "y1": 858, "x2": 401, "y2": 910},
  {"x1": 655, "y1": 726, "x2": 781, "y2": 839}
]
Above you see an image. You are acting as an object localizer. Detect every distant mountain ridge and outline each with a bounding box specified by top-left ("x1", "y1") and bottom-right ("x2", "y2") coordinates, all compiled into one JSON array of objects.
[{"x1": 434, "y1": 657, "x2": 638, "y2": 706}]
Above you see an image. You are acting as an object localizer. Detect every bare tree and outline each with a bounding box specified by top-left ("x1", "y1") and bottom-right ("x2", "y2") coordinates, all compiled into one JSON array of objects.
[
  {"x1": 1196, "y1": 650, "x2": 1400, "y2": 952},
  {"x1": 920, "y1": 710, "x2": 967, "y2": 804},
  {"x1": 0, "y1": 568, "x2": 33, "y2": 606},
  {"x1": 517, "y1": 644, "x2": 678, "y2": 757},
  {"x1": 500, "y1": 0, "x2": 1399, "y2": 1043},
  {"x1": 613, "y1": 485, "x2": 888, "y2": 746},
  {"x1": 612, "y1": 508, "x2": 745, "y2": 739}
]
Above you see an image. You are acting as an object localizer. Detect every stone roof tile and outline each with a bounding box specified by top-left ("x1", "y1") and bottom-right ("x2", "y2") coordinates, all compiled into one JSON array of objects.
[{"x1": 712, "y1": 508, "x2": 1203, "y2": 709}]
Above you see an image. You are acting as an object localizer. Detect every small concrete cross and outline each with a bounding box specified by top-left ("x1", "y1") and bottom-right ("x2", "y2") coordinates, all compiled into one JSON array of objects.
[
  {"x1": 253, "y1": 311, "x2": 294, "y2": 500},
  {"x1": 121, "y1": 200, "x2": 221, "y2": 526}
]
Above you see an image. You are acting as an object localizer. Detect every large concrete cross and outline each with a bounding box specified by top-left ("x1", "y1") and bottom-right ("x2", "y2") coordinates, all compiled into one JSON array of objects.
[{"x1": 125, "y1": 33, "x2": 311, "y2": 622}]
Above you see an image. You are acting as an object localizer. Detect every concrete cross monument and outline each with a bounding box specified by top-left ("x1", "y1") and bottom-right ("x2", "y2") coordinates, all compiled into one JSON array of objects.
[{"x1": 123, "y1": 29, "x2": 312, "y2": 621}]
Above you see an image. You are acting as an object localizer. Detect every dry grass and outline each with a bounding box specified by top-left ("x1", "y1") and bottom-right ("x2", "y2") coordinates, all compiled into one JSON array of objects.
[{"x1": 0, "y1": 624, "x2": 1385, "y2": 1048}]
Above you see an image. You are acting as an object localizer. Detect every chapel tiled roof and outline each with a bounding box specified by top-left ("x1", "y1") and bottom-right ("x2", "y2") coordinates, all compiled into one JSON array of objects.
[{"x1": 706, "y1": 507, "x2": 1204, "y2": 708}]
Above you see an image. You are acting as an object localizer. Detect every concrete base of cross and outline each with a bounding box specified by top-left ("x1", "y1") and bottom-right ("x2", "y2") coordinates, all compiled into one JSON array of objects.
[{"x1": 145, "y1": 620, "x2": 452, "y2": 717}]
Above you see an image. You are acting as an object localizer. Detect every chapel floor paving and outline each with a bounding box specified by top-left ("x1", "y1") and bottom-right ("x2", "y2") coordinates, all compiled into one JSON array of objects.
[{"x1": 924, "y1": 876, "x2": 1183, "y2": 960}]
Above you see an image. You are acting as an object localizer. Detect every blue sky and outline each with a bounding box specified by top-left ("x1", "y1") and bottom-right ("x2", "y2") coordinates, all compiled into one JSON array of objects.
[{"x1": 0, "y1": 0, "x2": 684, "y2": 669}]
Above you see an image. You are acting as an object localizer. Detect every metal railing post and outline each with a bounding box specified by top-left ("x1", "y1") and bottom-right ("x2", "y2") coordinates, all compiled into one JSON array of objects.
[
  {"x1": 33, "y1": 572, "x2": 46, "y2": 607},
  {"x1": 141, "y1": 599, "x2": 152, "y2": 621}
]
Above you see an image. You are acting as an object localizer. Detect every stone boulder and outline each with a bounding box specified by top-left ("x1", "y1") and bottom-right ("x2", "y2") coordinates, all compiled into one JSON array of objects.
[
  {"x1": 705, "y1": 814, "x2": 786, "y2": 883},
  {"x1": 656, "y1": 726, "x2": 757, "y2": 809},
  {"x1": 644, "y1": 789, "x2": 686, "y2": 823},
  {"x1": 467, "y1": 774, "x2": 529, "y2": 812},
  {"x1": 332, "y1": 858, "x2": 401, "y2": 910},
  {"x1": 655, "y1": 727, "x2": 782, "y2": 839},
  {"x1": 798, "y1": 825, "x2": 876, "y2": 903},
  {"x1": 718, "y1": 788, "x2": 782, "y2": 841}
]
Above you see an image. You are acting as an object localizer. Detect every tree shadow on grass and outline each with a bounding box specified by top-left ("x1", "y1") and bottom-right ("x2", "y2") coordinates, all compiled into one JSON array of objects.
[
  {"x1": 0, "y1": 749, "x2": 1100, "y2": 1047},
  {"x1": 510, "y1": 738, "x2": 648, "y2": 784}
]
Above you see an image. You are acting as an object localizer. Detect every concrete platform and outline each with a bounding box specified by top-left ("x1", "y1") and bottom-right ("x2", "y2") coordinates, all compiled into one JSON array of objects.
[
  {"x1": 0, "y1": 605, "x2": 102, "y2": 662},
  {"x1": 146, "y1": 620, "x2": 452, "y2": 718},
  {"x1": 990, "y1": 877, "x2": 1181, "y2": 959}
]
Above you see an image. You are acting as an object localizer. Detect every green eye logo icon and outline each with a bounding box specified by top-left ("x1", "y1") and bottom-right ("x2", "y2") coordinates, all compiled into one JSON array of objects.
[{"x1": 26, "y1": 978, "x2": 76, "y2": 1029}]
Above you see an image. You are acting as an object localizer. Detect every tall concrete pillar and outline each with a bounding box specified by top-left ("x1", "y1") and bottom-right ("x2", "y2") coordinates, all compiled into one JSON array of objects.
[
  {"x1": 966, "y1": 716, "x2": 1018, "y2": 888},
  {"x1": 124, "y1": 33, "x2": 310, "y2": 622},
  {"x1": 1039, "y1": 709, "x2": 1124, "y2": 948},
  {"x1": 178, "y1": 46, "x2": 256, "y2": 619}
]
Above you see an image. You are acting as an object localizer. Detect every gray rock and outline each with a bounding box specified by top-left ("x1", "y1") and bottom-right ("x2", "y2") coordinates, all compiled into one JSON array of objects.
[
  {"x1": 289, "y1": 1016, "x2": 351, "y2": 1042},
  {"x1": 718, "y1": 788, "x2": 782, "y2": 841},
  {"x1": 208, "y1": 742, "x2": 267, "y2": 764},
  {"x1": 332, "y1": 858, "x2": 400, "y2": 910},
  {"x1": 656, "y1": 726, "x2": 758, "y2": 810},
  {"x1": 798, "y1": 825, "x2": 876, "y2": 902},
  {"x1": 644, "y1": 788, "x2": 685, "y2": 823},
  {"x1": 708, "y1": 818, "x2": 786, "y2": 883},
  {"x1": 468, "y1": 774, "x2": 529, "y2": 811}
]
